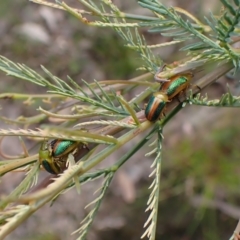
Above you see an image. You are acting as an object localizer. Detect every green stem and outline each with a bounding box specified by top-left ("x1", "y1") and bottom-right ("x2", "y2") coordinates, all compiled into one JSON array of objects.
[
  {"x1": 112, "y1": 125, "x2": 157, "y2": 170},
  {"x1": 162, "y1": 102, "x2": 185, "y2": 127}
]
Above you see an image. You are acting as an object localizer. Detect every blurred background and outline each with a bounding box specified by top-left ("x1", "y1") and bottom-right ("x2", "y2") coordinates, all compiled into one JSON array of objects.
[{"x1": 1, "y1": 0, "x2": 240, "y2": 239}]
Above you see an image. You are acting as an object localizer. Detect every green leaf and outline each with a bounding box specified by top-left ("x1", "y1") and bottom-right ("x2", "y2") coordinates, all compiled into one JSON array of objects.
[
  {"x1": 233, "y1": 0, "x2": 240, "y2": 6},
  {"x1": 180, "y1": 42, "x2": 206, "y2": 51},
  {"x1": 204, "y1": 17, "x2": 216, "y2": 33},
  {"x1": 221, "y1": 0, "x2": 237, "y2": 16},
  {"x1": 161, "y1": 29, "x2": 188, "y2": 37},
  {"x1": 223, "y1": 13, "x2": 233, "y2": 25}
]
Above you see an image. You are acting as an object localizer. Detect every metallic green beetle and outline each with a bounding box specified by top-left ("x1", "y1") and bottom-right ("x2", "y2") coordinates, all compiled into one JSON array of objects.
[
  {"x1": 145, "y1": 72, "x2": 193, "y2": 122},
  {"x1": 39, "y1": 139, "x2": 89, "y2": 174},
  {"x1": 145, "y1": 91, "x2": 169, "y2": 122},
  {"x1": 159, "y1": 73, "x2": 193, "y2": 100}
]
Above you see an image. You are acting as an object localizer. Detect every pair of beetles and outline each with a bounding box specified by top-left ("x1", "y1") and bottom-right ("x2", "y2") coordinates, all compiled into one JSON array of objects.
[
  {"x1": 145, "y1": 65, "x2": 193, "y2": 121},
  {"x1": 39, "y1": 65, "x2": 193, "y2": 175}
]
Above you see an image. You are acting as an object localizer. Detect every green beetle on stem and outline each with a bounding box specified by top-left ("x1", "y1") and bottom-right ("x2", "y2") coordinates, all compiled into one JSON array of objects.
[
  {"x1": 160, "y1": 73, "x2": 193, "y2": 100},
  {"x1": 39, "y1": 139, "x2": 89, "y2": 174},
  {"x1": 145, "y1": 91, "x2": 169, "y2": 122},
  {"x1": 155, "y1": 64, "x2": 193, "y2": 99},
  {"x1": 145, "y1": 65, "x2": 193, "y2": 122}
]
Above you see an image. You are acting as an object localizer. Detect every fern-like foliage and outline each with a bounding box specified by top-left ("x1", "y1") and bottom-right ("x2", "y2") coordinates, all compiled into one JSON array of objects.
[
  {"x1": 0, "y1": 56, "x2": 135, "y2": 117},
  {"x1": 189, "y1": 91, "x2": 240, "y2": 107},
  {"x1": 138, "y1": 0, "x2": 230, "y2": 61},
  {"x1": 215, "y1": 0, "x2": 240, "y2": 43},
  {"x1": 73, "y1": 173, "x2": 114, "y2": 240},
  {"x1": 0, "y1": 163, "x2": 39, "y2": 209},
  {"x1": 142, "y1": 128, "x2": 163, "y2": 240}
]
